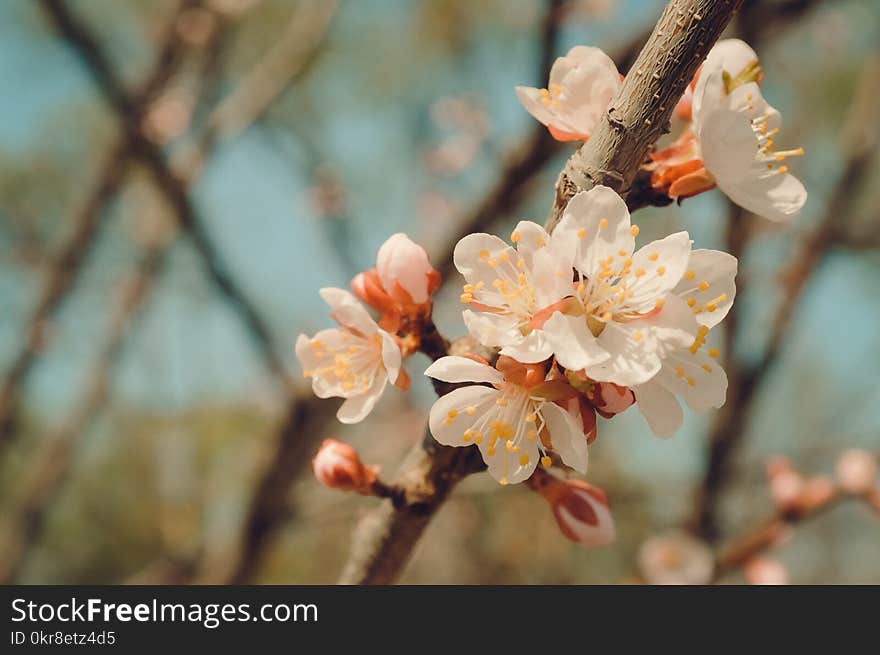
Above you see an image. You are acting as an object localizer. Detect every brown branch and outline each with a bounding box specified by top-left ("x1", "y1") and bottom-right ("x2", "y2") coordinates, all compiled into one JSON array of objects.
[
  {"x1": 19, "y1": 3, "x2": 333, "y2": 580},
  {"x1": 40, "y1": 0, "x2": 295, "y2": 396},
  {"x1": 433, "y1": 24, "x2": 650, "y2": 281},
  {"x1": 546, "y1": 0, "x2": 741, "y2": 230},
  {"x1": 713, "y1": 487, "x2": 876, "y2": 582},
  {"x1": 0, "y1": 1, "x2": 200, "y2": 455},
  {"x1": 0, "y1": 240, "x2": 169, "y2": 584},
  {"x1": 337, "y1": 0, "x2": 738, "y2": 586},
  {"x1": 688, "y1": 55, "x2": 880, "y2": 540}
]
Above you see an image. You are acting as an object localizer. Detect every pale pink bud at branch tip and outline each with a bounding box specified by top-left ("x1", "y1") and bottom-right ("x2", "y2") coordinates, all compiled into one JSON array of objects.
[
  {"x1": 744, "y1": 557, "x2": 789, "y2": 585},
  {"x1": 353, "y1": 233, "x2": 440, "y2": 332},
  {"x1": 312, "y1": 439, "x2": 378, "y2": 494},
  {"x1": 528, "y1": 470, "x2": 615, "y2": 547},
  {"x1": 835, "y1": 449, "x2": 878, "y2": 495},
  {"x1": 376, "y1": 233, "x2": 440, "y2": 305}
]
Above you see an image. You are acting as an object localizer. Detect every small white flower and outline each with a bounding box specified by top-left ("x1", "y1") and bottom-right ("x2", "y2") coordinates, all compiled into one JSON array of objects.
[
  {"x1": 296, "y1": 288, "x2": 401, "y2": 424},
  {"x1": 425, "y1": 356, "x2": 588, "y2": 485},
  {"x1": 542, "y1": 186, "x2": 698, "y2": 386},
  {"x1": 454, "y1": 221, "x2": 573, "y2": 363},
  {"x1": 692, "y1": 39, "x2": 807, "y2": 222},
  {"x1": 515, "y1": 46, "x2": 622, "y2": 142},
  {"x1": 633, "y1": 249, "x2": 736, "y2": 437}
]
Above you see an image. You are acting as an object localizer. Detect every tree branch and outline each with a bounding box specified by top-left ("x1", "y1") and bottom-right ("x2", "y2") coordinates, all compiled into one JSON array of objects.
[
  {"x1": 0, "y1": 0, "x2": 200, "y2": 455},
  {"x1": 337, "y1": 0, "x2": 739, "y2": 585},
  {"x1": 546, "y1": 0, "x2": 741, "y2": 231},
  {"x1": 40, "y1": 0, "x2": 295, "y2": 395}
]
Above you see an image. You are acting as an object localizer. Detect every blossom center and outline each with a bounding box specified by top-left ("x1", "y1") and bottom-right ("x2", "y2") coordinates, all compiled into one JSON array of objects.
[
  {"x1": 461, "y1": 247, "x2": 539, "y2": 335},
  {"x1": 303, "y1": 333, "x2": 382, "y2": 393}
]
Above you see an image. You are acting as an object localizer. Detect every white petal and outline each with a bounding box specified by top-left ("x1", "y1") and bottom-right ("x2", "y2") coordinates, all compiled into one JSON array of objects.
[
  {"x1": 453, "y1": 233, "x2": 517, "y2": 288},
  {"x1": 656, "y1": 350, "x2": 728, "y2": 413},
  {"x1": 634, "y1": 378, "x2": 683, "y2": 438},
  {"x1": 727, "y1": 82, "x2": 780, "y2": 128},
  {"x1": 424, "y1": 356, "x2": 504, "y2": 385},
  {"x1": 528, "y1": 245, "x2": 575, "y2": 307},
  {"x1": 674, "y1": 249, "x2": 738, "y2": 328},
  {"x1": 512, "y1": 220, "x2": 552, "y2": 264},
  {"x1": 462, "y1": 309, "x2": 522, "y2": 349},
  {"x1": 585, "y1": 321, "x2": 661, "y2": 387},
  {"x1": 699, "y1": 109, "x2": 760, "y2": 183},
  {"x1": 542, "y1": 312, "x2": 610, "y2": 371},
  {"x1": 337, "y1": 374, "x2": 387, "y2": 424},
  {"x1": 498, "y1": 330, "x2": 554, "y2": 364},
  {"x1": 625, "y1": 232, "x2": 692, "y2": 311},
  {"x1": 515, "y1": 86, "x2": 557, "y2": 128},
  {"x1": 540, "y1": 401, "x2": 588, "y2": 474},
  {"x1": 379, "y1": 330, "x2": 401, "y2": 384},
  {"x1": 705, "y1": 39, "x2": 758, "y2": 77},
  {"x1": 718, "y1": 166, "x2": 807, "y2": 223},
  {"x1": 428, "y1": 386, "x2": 499, "y2": 447},
  {"x1": 651, "y1": 293, "x2": 701, "y2": 352},
  {"x1": 319, "y1": 287, "x2": 378, "y2": 335},
  {"x1": 554, "y1": 186, "x2": 633, "y2": 277}
]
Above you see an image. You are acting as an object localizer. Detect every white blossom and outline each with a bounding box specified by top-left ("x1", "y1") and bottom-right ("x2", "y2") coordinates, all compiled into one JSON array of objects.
[{"x1": 296, "y1": 288, "x2": 401, "y2": 424}]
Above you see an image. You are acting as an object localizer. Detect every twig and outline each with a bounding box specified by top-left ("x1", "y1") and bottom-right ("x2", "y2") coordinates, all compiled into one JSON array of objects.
[
  {"x1": 14, "y1": 0, "x2": 329, "y2": 579},
  {"x1": 40, "y1": 0, "x2": 295, "y2": 396},
  {"x1": 432, "y1": 23, "x2": 650, "y2": 281},
  {"x1": 0, "y1": 1, "x2": 199, "y2": 455},
  {"x1": 0, "y1": 240, "x2": 169, "y2": 584},
  {"x1": 181, "y1": 0, "x2": 339, "y2": 177},
  {"x1": 337, "y1": 0, "x2": 739, "y2": 586},
  {"x1": 712, "y1": 488, "x2": 876, "y2": 582},
  {"x1": 546, "y1": 0, "x2": 741, "y2": 231},
  {"x1": 688, "y1": 55, "x2": 880, "y2": 539}
]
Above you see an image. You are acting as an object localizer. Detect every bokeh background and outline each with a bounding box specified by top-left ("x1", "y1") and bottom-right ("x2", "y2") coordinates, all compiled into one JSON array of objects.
[{"x1": 1, "y1": 0, "x2": 878, "y2": 584}]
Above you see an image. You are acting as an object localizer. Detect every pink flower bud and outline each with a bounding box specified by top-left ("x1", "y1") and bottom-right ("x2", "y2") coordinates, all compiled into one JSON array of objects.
[
  {"x1": 637, "y1": 531, "x2": 714, "y2": 585},
  {"x1": 765, "y1": 454, "x2": 794, "y2": 480},
  {"x1": 528, "y1": 471, "x2": 614, "y2": 546},
  {"x1": 312, "y1": 439, "x2": 377, "y2": 494},
  {"x1": 743, "y1": 557, "x2": 789, "y2": 585},
  {"x1": 835, "y1": 449, "x2": 878, "y2": 495},
  {"x1": 594, "y1": 381, "x2": 635, "y2": 418},
  {"x1": 769, "y1": 470, "x2": 805, "y2": 511},
  {"x1": 376, "y1": 233, "x2": 440, "y2": 305}
]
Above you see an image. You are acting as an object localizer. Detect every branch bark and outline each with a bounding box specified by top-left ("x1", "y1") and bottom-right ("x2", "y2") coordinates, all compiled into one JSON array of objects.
[
  {"x1": 0, "y1": 0, "x2": 199, "y2": 455},
  {"x1": 546, "y1": 0, "x2": 741, "y2": 231},
  {"x1": 337, "y1": 0, "x2": 739, "y2": 586},
  {"x1": 40, "y1": 0, "x2": 295, "y2": 396}
]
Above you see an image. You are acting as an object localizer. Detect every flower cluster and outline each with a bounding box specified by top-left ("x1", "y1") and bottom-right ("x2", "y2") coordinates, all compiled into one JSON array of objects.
[
  {"x1": 296, "y1": 35, "x2": 814, "y2": 552},
  {"x1": 517, "y1": 40, "x2": 807, "y2": 222},
  {"x1": 296, "y1": 234, "x2": 439, "y2": 424},
  {"x1": 427, "y1": 184, "x2": 736, "y2": 486}
]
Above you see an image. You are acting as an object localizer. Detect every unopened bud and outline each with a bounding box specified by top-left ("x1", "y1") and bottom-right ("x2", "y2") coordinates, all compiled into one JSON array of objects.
[
  {"x1": 527, "y1": 470, "x2": 614, "y2": 546},
  {"x1": 376, "y1": 233, "x2": 440, "y2": 305},
  {"x1": 312, "y1": 439, "x2": 377, "y2": 494},
  {"x1": 743, "y1": 557, "x2": 789, "y2": 585},
  {"x1": 637, "y1": 531, "x2": 714, "y2": 585},
  {"x1": 835, "y1": 449, "x2": 877, "y2": 495},
  {"x1": 769, "y1": 469, "x2": 805, "y2": 512},
  {"x1": 594, "y1": 381, "x2": 635, "y2": 418}
]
